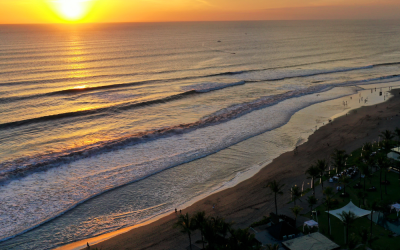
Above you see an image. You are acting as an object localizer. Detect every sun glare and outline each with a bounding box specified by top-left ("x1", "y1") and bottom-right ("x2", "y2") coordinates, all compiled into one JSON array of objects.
[{"x1": 51, "y1": 0, "x2": 93, "y2": 22}]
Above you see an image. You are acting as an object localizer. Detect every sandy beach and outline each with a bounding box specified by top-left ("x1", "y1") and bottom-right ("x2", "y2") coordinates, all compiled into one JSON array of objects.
[{"x1": 83, "y1": 88, "x2": 400, "y2": 250}]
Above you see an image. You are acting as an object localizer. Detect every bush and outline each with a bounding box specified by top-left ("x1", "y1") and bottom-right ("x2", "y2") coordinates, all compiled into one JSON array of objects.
[{"x1": 250, "y1": 216, "x2": 270, "y2": 227}]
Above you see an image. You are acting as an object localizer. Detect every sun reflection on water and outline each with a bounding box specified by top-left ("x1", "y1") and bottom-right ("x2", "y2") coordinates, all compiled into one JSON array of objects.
[{"x1": 73, "y1": 85, "x2": 88, "y2": 89}]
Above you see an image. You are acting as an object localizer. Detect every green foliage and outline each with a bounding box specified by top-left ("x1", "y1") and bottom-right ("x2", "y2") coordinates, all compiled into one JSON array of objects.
[
  {"x1": 315, "y1": 159, "x2": 328, "y2": 189},
  {"x1": 359, "y1": 227, "x2": 369, "y2": 245},
  {"x1": 347, "y1": 233, "x2": 360, "y2": 250},
  {"x1": 290, "y1": 185, "x2": 302, "y2": 205},
  {"x1": 339, "y1": 211, "x2": 357, "y2": 245},
  {"x1": 305, "y1": 165, "x2": 320, "y2": 194},
  {"x1": 174, "y1": 213, "x2": 197, "y2": 250},
  {"x1": 226, "y1": 227, "x2": 261, "y2": 250},
  {"x1": 175, "y1": 212, "x2": 261, "y2": 250},
  {"x1": 290, "y1": 205, "x2": 303, "y2": 226},
  {"x1": 265, "y1": 244, "x2": 279, "y2": 250},
  {"x1": 308, "y1": 148, "x2": 400, "y2": 250},
  {"x1": 306, "y1": 195, "x2": 317, "y2": 212},
  {"x1": 331, "y1": 149, "x2": 348, "y2": 173},
  {"x1": 250, "y1": 216, "x2": 270, "y2": 228}
]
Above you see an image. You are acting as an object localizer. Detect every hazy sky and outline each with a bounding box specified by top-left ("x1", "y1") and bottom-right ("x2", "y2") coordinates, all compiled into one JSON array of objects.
[{"x1": 0, "y1": 0, "x2": 399, "y2": 24}]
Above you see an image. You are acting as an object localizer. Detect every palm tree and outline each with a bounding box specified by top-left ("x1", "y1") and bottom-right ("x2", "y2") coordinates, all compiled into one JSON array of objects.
[
  {"x1": 315, "y1": 159, "x2": 328, "y2": 190},
  {"x1": 323, "y1": 187, "x2": 334, "y2": 235},
  {"x1": 359, "y1": 228, "x2": 369, "y2": 246},
  {"x1": 369, "y1": 201, "x2": 379, "y2": 243},
  {"x1": 382, "y1": 159, "x2": 393, "y2": 195},
  {"x1": 227, "y1": 228, "x2": 261, "y2": 250},
  {"x1": 363, "y1": 142, "x2": 373, "y2": 152},
  {"x1": 290, "y1": 185, "x2": 302, "y2": 205},
  {"x1": 395, "y1": 127, "x2": 400, "y2": 147},
  {"x1": 359, "y1": 164, "x2": 370, "y2": 192},
  {"x1": 267, "y1": 180, "x2": 285, "y2": 215},
  {"x1": 175, "y1": 213, "x2": 196, "y2": 250},
  {"x1": 306, "y1": 195, "x2": 317, "y2": 214},
  {"x1": 377, "y1": 154, "x2": 390, "y2": 198},
  {"x1": 356, "y1": 191, "x2": 367, "y2": 208},
  {"x1": 339, "y1": 211, "x2": 357, "y2": 244},
  {"x1": 266, "y1": 244, "x2": 280, "y2": 250},
  {"x1": 193, "y1": 211, "x2": 207, "y2": 249},
  {"x1": 380, "y1": 130, "x2": 394, "y2": 141},
  {"x1": 203, "y1": 216, "x2": 231, "y2": 249},
  {"x1": 305, "y1": 165, "x2": 320, "y2": 195},
  {"x1": 348, "y1": 233, "x2": 360, "y2": 250},
  {"x1": 380, "y1": 130, "x2": 394, "y2": 151},
  {"x1": 290, "y1": 205, "x2": 303, "y2": 227},
  {"x1": 339, "y1": 175, "x2": 350, "y2": 195},
  {"x1": 362, "y1": 142, "x2": 373, "y2": 162},
  {"x1": 331, "y1": 149, "x2": 348, "y2": 174},
  {"x1": 323, "y1": 186, "x2": 334, "y2": 197}
]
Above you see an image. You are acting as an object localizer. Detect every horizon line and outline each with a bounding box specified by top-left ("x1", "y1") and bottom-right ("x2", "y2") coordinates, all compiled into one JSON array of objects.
[{"x1": 1, "y1": 18, "x2": 400, "y2": 25}]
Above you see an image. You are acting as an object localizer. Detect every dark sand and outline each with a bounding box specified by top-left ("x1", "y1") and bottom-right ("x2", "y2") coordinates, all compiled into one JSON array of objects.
[{"x1": 92, "y1": 90, "x2": 400, "y2": 250}]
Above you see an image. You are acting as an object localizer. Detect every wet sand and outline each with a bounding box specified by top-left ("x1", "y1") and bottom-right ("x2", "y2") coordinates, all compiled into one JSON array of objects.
[{"x1": 89, "y1": 89, "x2": 400, "y2": 250}]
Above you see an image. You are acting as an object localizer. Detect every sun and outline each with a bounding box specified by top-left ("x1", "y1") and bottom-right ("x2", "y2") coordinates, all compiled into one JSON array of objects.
[{"x1": 51, "y1": 0, "x2": 93, "y2": 22}]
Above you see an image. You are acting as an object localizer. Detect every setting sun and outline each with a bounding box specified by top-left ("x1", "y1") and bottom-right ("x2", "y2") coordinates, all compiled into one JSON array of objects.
[{"x1": 51, "y1": 0, "x2": 93, "y2": 22}]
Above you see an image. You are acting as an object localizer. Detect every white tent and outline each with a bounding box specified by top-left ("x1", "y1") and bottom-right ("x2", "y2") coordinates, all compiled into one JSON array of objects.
[
  {"x1": 391, "y1": 203, "x2": 400, "y2": 216},
  {"x1": 303, "y1": 220, "x2": 318, "y2": 231},
  {"x1": 326, "y1": 201, "x2": 370, "y2": 221}
]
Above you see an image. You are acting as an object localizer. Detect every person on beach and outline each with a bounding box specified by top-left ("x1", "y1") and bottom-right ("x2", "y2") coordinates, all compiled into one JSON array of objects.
[{"x1": 175, "y1": 208, "x2": 177, "y2": 213}]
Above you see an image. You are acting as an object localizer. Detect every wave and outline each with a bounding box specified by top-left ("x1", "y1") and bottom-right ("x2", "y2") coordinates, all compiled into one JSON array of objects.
[
  {"x1": 0, "y1": 85, "x2": 319, "y2": 181},
  {"x1": 0, "y1": 90, "x2": 199, "y2": 129},
  {"x1": 1, "y1": 64, "x2": 399, "y2": 130},
  {"x1": 0, "y1": 79, "x2": 244, "y2": 129},
  {"x1": 181, "y1": 81, "x2": 246, "y2": 92},
  {"x1": 2, "y1": 74, "x2": 400, "y2": 182},
  {"x1": 2, "y1": 60, "x2": 397, "y2": 105}
]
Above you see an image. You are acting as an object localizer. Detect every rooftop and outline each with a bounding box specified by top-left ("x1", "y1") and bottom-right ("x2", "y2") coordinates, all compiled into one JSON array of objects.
[
  {"x1": 388, "y1": 151, "x2": 400, "y2": 162},
  {"x1": 282, "y1": 232, "x2": 340, "y2": 250}
]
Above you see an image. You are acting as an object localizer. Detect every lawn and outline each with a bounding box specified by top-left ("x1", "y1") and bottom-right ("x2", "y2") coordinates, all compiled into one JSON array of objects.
[{"x1": 303, "y1": 144, "x2": 400, "y2": 250}]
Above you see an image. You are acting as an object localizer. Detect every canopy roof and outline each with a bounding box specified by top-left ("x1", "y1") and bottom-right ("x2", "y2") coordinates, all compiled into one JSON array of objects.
[{"x1": 327, "y1": 201, "x2": 370, "y2": 221}]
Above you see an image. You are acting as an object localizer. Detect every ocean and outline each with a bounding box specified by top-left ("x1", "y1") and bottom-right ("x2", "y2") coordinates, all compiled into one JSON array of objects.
[{"x1": 1, "y1": 20, "x2": 400, "y2": 249}]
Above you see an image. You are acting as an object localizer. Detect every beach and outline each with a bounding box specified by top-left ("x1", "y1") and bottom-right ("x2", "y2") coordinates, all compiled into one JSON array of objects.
[{"x1": 83, "y1": 88, "x2": 400, "y2": 250}]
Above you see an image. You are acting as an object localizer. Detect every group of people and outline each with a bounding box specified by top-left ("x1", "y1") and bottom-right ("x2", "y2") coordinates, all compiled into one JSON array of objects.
[{"x1": 329, "y1": 166, "x2": 359, "y2": 191}]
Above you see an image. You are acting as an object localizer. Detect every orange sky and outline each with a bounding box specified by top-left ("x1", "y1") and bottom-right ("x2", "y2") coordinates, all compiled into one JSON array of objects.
[{"x1": 0, "y1": 0, "x2": 399, "y2": 24}]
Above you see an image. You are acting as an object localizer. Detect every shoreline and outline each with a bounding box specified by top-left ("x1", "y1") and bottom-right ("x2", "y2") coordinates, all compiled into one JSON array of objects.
[{"x1": 58, "y1": 86, "x2": 400, "y2": 250}]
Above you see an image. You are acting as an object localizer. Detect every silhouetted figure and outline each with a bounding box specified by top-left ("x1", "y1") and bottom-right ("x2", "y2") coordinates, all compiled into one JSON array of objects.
[{"x1": 175, "y1": 208, "x2": 177, "y2": 213}]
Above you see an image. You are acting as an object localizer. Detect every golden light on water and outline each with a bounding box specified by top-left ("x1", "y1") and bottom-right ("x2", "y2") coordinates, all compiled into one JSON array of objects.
[
  {"x1": 50, "y1": 0, "x2": 94, "y2": 22},
  {"x1": 73, "y1": 85, "x2": 88, "y2": 89}
]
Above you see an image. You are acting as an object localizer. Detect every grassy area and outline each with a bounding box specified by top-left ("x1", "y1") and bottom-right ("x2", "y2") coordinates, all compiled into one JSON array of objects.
[{"x1": 303, "y1": 144, "x2": 400, "y2": 250}]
